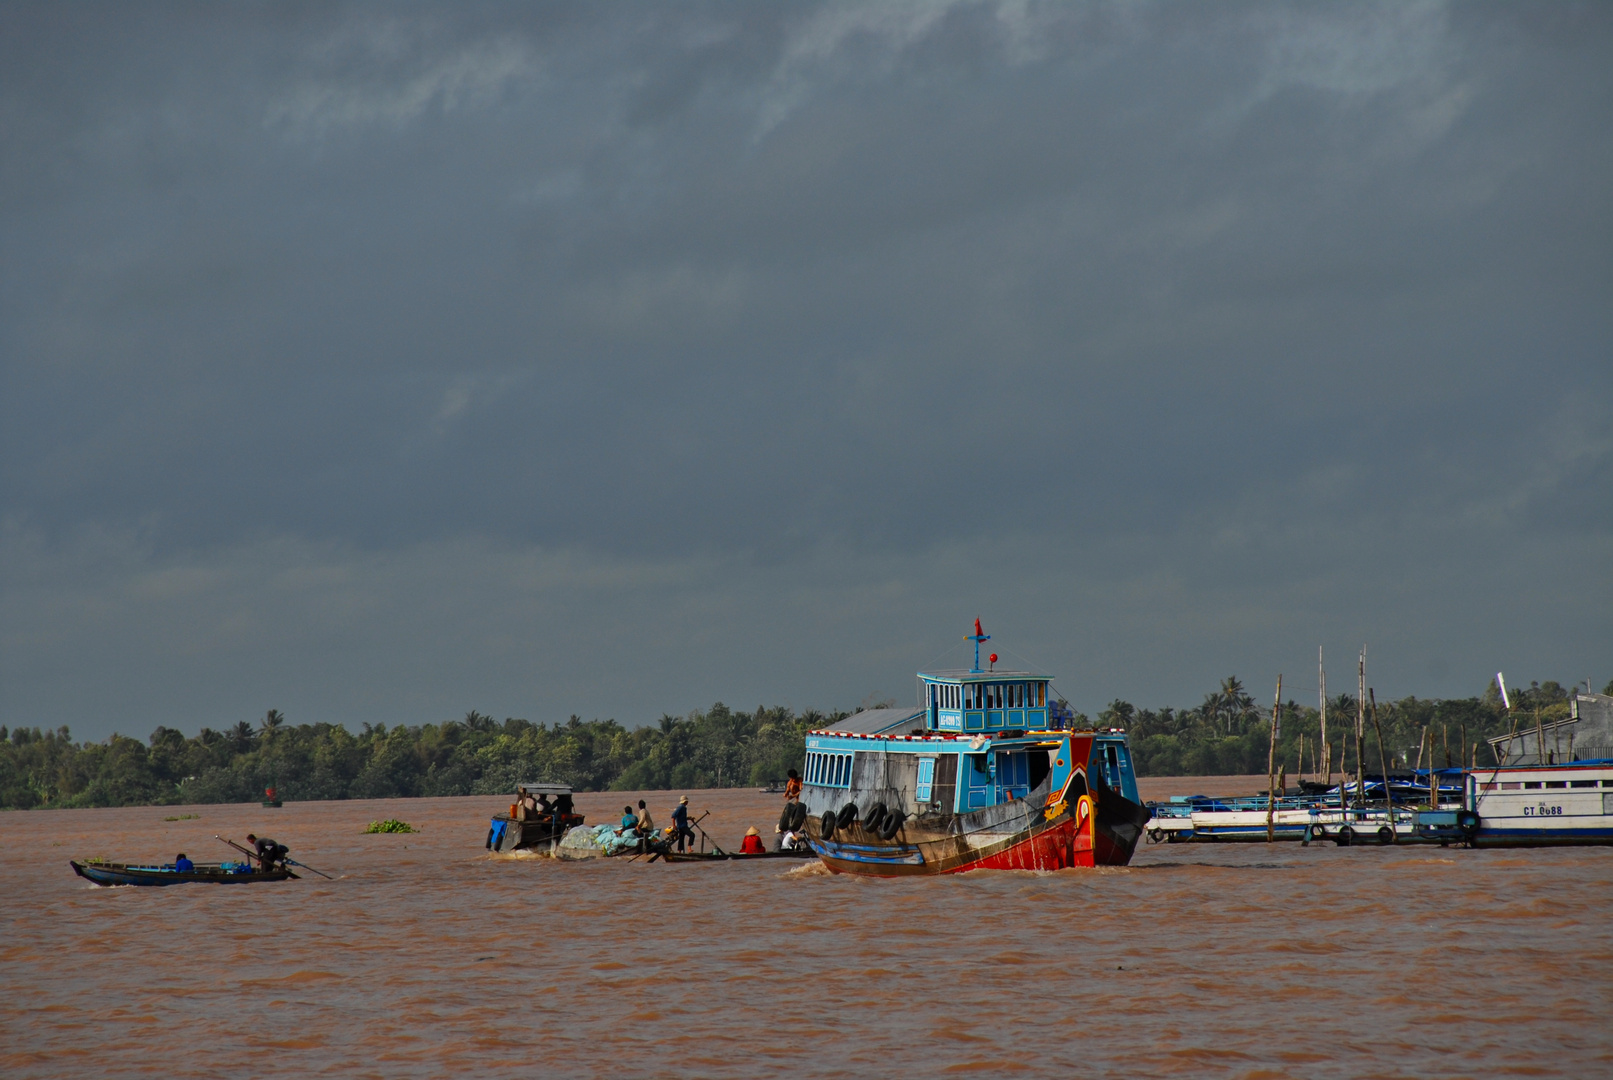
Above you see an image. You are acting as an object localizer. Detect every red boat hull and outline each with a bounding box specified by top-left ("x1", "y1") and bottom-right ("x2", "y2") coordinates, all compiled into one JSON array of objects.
[{"x1": 811, "y1": 780, "x2": 1147, "y2": 877}]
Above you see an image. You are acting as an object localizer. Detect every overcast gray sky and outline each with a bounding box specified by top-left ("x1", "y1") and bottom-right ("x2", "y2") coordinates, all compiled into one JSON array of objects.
[{"x1": 3, "y1": 1, "x2": 1609, "y2": 743}]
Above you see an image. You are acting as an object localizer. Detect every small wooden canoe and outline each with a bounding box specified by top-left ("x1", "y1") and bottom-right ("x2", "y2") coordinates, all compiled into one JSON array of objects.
[
  {"x1": 71, "y1": 860, "x2": 297, "y2": 886},
  {"x1": 657, "y1": 848, "x2": 815, "y2": 863}
]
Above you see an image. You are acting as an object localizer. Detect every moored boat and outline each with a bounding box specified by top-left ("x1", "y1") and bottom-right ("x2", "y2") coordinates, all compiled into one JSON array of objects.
[
  {"x1": 71, "y1": 860, "x2": 295, "y2": 886},
  {"x1": 1467, "y1": 760, "x2": 1613, "y2": 846},
  {"x1": 799, "y1": 622, "x2": 1151, "y2": 876}
]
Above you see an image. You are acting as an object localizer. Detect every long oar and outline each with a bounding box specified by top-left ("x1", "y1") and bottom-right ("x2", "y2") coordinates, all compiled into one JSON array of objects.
[
  {"x1": 215, "y1": 835, "x2": 255, "y2": 860},
  {"x1": 215, "y1": 835, "x2": 329, "y2": 879},
  {"x1": 689, "y1": 811, "x2": 727, "y2": 856}
]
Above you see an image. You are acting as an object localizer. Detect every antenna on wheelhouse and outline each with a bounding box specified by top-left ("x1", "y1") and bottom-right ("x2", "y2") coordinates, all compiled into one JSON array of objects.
[{"x1": 966, "y1": 618, "x2": 991, "y2": 673}]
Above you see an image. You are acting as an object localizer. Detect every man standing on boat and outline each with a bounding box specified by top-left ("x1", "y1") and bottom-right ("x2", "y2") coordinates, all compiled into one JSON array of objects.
[
  {"x1": 670, "y1": 796, "x2": 695, "y2": 852},
  {"x1": 783, "y1": 768, "x2": 802, "y2": 803}
]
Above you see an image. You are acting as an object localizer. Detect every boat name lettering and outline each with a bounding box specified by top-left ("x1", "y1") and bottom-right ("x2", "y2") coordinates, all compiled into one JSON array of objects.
[{"x1": 1522, "y1": 805, "x2": 1563, "y2": 817}]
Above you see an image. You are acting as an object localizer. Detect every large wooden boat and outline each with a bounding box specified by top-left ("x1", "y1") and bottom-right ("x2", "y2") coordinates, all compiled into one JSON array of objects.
[
  {"x1": 799, "y1": 623, "x2": 1151, "y2": 876},
  {"x1": 71, "y1": 860, "x2": 296, "y2": 886}
]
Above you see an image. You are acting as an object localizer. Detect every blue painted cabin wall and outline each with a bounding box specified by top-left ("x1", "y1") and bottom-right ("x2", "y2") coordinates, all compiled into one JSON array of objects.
[{"x1": 802, "y1": 731, "x2": 1139, "y2": 813}]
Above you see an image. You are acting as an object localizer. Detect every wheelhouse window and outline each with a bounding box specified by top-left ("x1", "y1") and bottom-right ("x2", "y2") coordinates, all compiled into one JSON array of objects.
[{"x1": 806, "y1": 751, "x2": 853, "y2": 789}]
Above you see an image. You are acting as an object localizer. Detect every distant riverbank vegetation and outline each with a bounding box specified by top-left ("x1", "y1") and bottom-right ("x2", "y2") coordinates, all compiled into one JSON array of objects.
[{"x1": 2, "y1": 678, "x2": 1603, "y2": 810}]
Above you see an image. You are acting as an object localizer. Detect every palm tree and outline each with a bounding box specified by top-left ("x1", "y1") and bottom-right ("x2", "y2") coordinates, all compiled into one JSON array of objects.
[
  {"x1": 1214, "y1": 677, "x2": 1254, "y2": 735},
  {"x1": 261, "y1": 709, "x2": 285, "y2": 734}
]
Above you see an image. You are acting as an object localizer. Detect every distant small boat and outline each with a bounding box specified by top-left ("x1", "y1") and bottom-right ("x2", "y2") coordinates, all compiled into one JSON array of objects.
[{"x1": 71, "y1": 860, "x2": 296, "y2": 886}]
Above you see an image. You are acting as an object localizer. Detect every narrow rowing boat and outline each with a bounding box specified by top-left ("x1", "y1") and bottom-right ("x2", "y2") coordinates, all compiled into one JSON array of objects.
[
  {"x1": 70, "y1": 860, "x2": 297, "y2": 886},
  {"x1": 657, "y1": 848, "x2": 815, "y2": 863}
]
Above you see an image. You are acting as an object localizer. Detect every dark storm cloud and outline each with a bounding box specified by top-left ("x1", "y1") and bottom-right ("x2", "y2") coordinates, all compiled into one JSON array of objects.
[{"x1": 2, "y1": 2, "x2": 1609, "y2": 739}]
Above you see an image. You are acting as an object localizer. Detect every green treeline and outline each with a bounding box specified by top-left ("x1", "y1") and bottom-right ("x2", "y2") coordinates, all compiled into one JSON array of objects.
[
  {"x1": 0, "y1": 704, "x2": 841, "y2": 811},
  {"x1": 2, "y1": 677, "x2": 1603, "y2": 810}
]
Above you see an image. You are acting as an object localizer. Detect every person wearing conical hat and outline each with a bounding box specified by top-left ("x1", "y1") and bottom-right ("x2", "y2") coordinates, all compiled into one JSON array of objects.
[{"x1": 739, "y1": 825, "x2": 766, "y2": 855}]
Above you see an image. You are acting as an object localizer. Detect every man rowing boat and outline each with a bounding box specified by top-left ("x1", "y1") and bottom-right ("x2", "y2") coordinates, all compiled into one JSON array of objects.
[{"x1": 245, "y1": 834, "x2": 288, "y2": 871}]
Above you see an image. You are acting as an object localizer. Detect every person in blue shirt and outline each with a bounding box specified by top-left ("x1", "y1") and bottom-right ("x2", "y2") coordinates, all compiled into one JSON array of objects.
[
  {"x1": 619, "y1": 805, "x2": 637, "y2": 833},
  {"x1": 670, "y1": 796, "x2": 695, "y2": 852},
  {"x1": 174, "y1": 853, "x2": 194, "y2": 873}
]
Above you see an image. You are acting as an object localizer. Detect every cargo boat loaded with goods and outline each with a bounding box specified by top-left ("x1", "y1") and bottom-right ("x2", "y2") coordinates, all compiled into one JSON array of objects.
[
  {"x1": 798, "y1": 621, "x2": 1151, "y2": 875},
  {"x1": 486, "y1": 783, "x2": 583, "y2": 854}
]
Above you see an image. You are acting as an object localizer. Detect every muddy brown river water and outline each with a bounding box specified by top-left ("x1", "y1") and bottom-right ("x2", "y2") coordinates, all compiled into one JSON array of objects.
[{"x1": 3, "y1": 784, "x2": 1610, "y2": 1078}]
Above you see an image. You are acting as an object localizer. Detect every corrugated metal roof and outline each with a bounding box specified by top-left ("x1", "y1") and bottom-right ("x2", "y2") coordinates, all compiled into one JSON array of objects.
[{"x1": 819, "y1": 707, "x2": 925, "y2": 735}]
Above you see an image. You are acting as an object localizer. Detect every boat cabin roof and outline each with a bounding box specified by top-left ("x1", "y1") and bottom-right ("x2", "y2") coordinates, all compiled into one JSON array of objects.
[
  {"x1": 515, "y1": 782, "x2": 572, "y2": 796},
  {"x1": 818, "y1": 708, "x2": 925, "y2": 735},
  {"x1": 919, "y1": 668, "x2": 1044, "y2": 683}
]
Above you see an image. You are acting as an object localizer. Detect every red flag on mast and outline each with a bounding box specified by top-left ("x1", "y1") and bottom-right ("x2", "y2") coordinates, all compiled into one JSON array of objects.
[{"x1": 974, "y1": 617, "x2": 983, "y2": 637}]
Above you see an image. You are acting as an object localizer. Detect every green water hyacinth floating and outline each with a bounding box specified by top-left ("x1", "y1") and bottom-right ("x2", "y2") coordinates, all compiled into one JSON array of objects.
[{"x1": 364, "y1": 819, "x2": 415, "y2": 834}]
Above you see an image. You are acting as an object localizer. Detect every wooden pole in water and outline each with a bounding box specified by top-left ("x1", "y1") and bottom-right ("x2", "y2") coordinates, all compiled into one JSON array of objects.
[
  {"x1": 1298, "y1": 732, "x2": 1306, "y2": 785},
  {"x1": 1355, "y1": 648, "x2": 1367, "y2": 817},
  {"x1": 1319, "y1": 647, "x2": 1329, "y2": 789},
  {"x1": 1267, "y1": 675, "x2": 1282, "y2": 843},
  {"x1": 1369, "y1": 688, "x2": 1393, "y2": 842},
  {"x1": 1432, "y1": 731, "x2": 1445, "y2": 809}
]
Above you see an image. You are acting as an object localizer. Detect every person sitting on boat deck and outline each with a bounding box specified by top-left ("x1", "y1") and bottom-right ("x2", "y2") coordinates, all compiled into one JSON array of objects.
[
  {"x1": 783, "y1": 768, "x2": 802, "y2": 803},
  {"x1": 515, "y1": 791, "x2": 539, "y2": 821},
  {"x1": 536, "y1": 792, "x2": 553, "y2": 818},
  {"x1": 619, "y1": 806, "x2": 638, "y2": 834},
  {"x1": 245, "y1": 834, "x2": 288, "y2": 871},
  {"x1": 739, "y1": 826, "x2": 766, "y2": 855},
  {"x1": 174, "y1": 853, "x2": 194, "y2": 873},
  {"x1": 635, "y1": 799, "x2": 655, "y2": 836},
  {"x1": 670, "y1": 795, "x2": 695, "y2": 853},
  {"x1": 555, "y1": 792, "x2": 575, "y2": 819}
]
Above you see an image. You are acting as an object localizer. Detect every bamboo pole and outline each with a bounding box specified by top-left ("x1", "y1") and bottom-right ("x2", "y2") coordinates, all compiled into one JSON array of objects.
[
  {"x1": 1266, "y1": 675, "x2": 1282, "y2": 843},
  {"x1": 1355, "y1": 648, "x2": 1367, "y2": 817},
  {"x1": 1319, "y1": 647, "x2": 1329, "y2": 788},
  {"x1": 1369, "y1": 688, "x2": 1393, "y2": 842},
  {"x1": 1427, "y1": 729, "x2": 1437, "y2": 807}
]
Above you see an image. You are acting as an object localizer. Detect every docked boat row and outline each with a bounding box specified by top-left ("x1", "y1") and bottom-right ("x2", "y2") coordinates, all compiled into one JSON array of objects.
[{"x1": 1146, "y1": 759, "x2": 1613, "y2": 847}]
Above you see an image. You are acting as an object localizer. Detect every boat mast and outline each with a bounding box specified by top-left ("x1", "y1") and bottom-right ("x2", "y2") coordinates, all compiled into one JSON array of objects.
[{"x1": 966, "y1": 618, "x2": 991, "y2": 674}]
